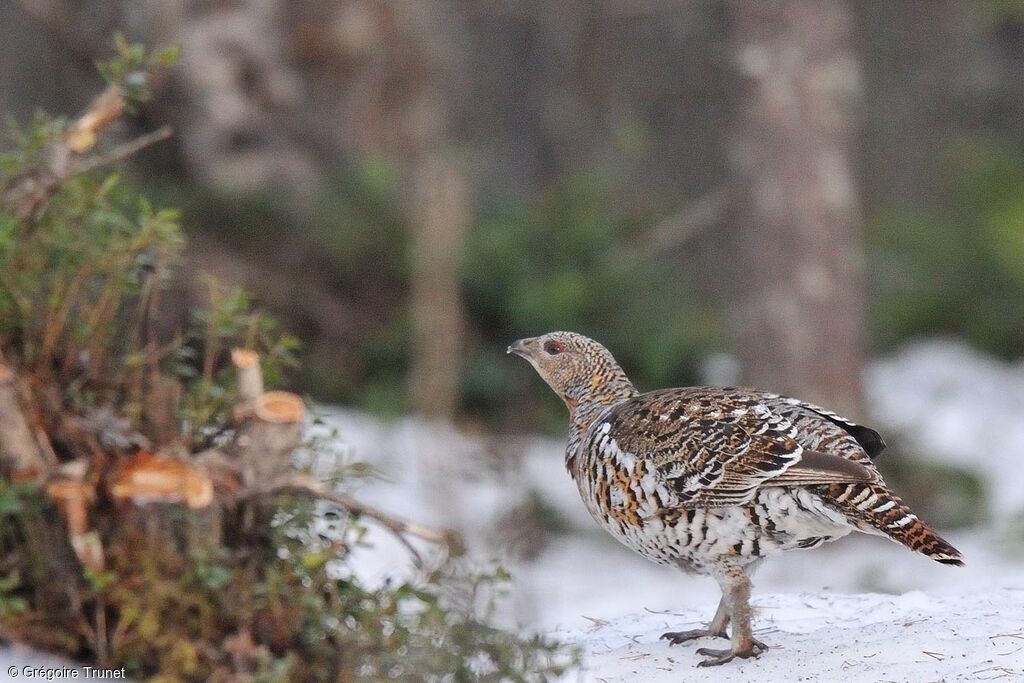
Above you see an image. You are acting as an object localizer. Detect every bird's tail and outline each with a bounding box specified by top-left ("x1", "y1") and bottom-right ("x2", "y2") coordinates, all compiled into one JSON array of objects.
[{"x1": 823, "y1": 483, "x2": 964, "y2": 566}]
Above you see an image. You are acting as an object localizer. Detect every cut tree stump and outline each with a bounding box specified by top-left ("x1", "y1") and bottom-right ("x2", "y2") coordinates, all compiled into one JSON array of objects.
[{"x1": 229, "y1": 349, "x2": 304, "y2": 484}]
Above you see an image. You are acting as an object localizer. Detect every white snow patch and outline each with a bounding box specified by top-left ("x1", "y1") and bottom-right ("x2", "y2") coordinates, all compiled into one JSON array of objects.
[
  {"x1": 865, "y1": 338, "x2": 1024, "y2": 516},
  {"x1": 557, "y1": 589, "x2": 1024, "y2": 682}
]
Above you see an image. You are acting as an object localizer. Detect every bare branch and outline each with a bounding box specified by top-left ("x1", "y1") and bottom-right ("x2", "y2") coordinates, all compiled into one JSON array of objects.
[
  {"x1": 237, "y1": 473, "x2": 464, "y2": 564},
  {"x1": 1, "y1": 80, "x2": 172, "y2": 220},
  {"x1": 72, "y1": 126, "x2": 174, "y2": 176},
  {"x1": 2, "y1": 124, "x2": 173, "y2": 219}
]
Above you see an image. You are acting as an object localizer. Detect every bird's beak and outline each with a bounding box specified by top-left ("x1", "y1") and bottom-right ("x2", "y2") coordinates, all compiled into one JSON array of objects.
[{"x1": 507, "y1": 338, "x2": 534, "y2": 359}]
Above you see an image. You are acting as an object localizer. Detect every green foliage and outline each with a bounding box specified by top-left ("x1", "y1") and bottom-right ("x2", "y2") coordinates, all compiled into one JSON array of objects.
[
  {"x1": 301, "y1": 161, "x2": 409, "y2": 409},
  {"x1": 0, "y1": 472, "x2": 574, "y2": 680},
  {"x1": 0, "y1": 120, "x2": 298, "y2": 447},
  {"x1": 168, "y1": 166, "x2": 723, "y2": 422},
  {"x1": 158, "y1": 158, "x2": 410, "y2": 411},
  {"x1": 0, "y1": 484, "x2": 32, "y2": 619},
  {"x1": 98, "y1": 34, "x2": 180, "y2": 105},
  {"x1": 0, "y1": 54, "x2": 574, "y2": 681},
  {"x1": 0, "y1": 574, "x2": 28, "y2": 619},
  {"x1": 161, "y1": 159, "x2": 723, "y2": 424},
  {"x1": 49, "y1": 505, "x2": 573, "y2": 682},
  {"x1": 0, "y1": 169, "x2": 183, "y2": 365},
  {"x1": 867, "y1": 135, "x2": 1024, "y2": 358},
  {"x1": 180, "y1": 282, "x2": 301, "y2": 444},
  {"x1": 0, "y1": 112, "x2": 63, "y2": 174}
]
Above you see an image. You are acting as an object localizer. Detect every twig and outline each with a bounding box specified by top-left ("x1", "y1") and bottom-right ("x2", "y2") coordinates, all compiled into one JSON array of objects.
[
  {"x1": 2, "y1": 78, "x2": 172, "y2": 220},
  {"x1": 620, "y1": 652, "x2": 649, "y2": 661},
  {"x1": 972, "y1": 666, "x2": 1019, "y2": 680},
  {"x1": 72, "y1": 126, "x2": 174, "y2": 176},
  {"x1": 236, "y1": 472, "x2": 464, "y2": 565},
  {"x1": 642, "y1": 606, "x2": 680, "y2": 615}
]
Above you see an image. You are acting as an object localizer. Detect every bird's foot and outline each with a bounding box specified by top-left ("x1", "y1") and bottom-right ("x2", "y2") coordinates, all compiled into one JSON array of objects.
[
  {"x1": 695, "y1": 640, "x2": 766, "y2": 667},
  {"x1": 660, "y1": 628, "x2": 728, "y2": 646}
]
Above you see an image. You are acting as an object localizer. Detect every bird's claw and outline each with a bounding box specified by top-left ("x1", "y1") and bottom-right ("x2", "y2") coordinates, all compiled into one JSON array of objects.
[
  {"x1": 695, "y1": 641, "x2": 766, "y2": 667},
  {"x1": 660, "y1": 628, "x2": 728, "y2": 645}
]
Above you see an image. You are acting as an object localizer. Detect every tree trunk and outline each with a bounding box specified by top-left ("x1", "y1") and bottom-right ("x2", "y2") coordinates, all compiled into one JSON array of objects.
[
  {"x1": 394, "y1": 1, "x2": 470, "y2": 420},
  {"x1": 727, "y1": 0, "x2": 865, "y2": 416},
  {"x1": 407, "y1": 152, "x2": 470, "y2": 419}
]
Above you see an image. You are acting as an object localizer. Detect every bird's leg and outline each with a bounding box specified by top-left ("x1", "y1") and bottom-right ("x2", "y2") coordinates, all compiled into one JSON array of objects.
[
  {"x1": 660, "y1": 593, "x2": 730, "y2": 645},
  {"x1": 695, "y1": 569, "x2": 767, "y2": 667}
]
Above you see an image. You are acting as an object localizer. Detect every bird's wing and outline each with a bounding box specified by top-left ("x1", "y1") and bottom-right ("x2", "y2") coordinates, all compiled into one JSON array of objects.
[
  {"x1": 596, "y1": 388, "x2": 876, "y2": 508},
  {"x1": 765, "y1": 394, "x2": 886, "y2": 459}
]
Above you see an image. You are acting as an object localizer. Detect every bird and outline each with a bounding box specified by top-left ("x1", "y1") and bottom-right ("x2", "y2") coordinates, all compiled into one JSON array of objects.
[{"x1": 507, "y1": 331, "x2": 963, "y2": 667}]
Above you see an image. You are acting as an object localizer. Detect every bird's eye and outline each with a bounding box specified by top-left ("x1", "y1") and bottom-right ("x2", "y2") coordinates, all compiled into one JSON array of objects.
[{"x1": 543, "y1": 340, "x2": 566, "y2": 355}]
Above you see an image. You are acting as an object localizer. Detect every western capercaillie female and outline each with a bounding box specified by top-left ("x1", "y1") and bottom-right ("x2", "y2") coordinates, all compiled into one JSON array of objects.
[{"x1": 509, "y1": 332, "x2": 963, "y2": 667}]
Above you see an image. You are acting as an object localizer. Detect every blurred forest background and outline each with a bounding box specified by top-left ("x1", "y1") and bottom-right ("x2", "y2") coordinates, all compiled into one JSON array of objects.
[
  {"x1": 2, "y1": 3, "x2": 1024, "y2": 677},
  {"x1": 2, "y1": 0, "x2": 1023, "y2": 431}
]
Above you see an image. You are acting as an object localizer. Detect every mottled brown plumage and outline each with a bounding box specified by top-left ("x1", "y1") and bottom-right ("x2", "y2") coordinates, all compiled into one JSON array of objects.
[{"x1": 509, "y1": 331, "x2": 963, "y2": 667}]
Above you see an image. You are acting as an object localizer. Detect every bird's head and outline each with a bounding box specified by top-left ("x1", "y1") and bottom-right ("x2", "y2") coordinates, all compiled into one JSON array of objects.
[{"x1": 507, "y1": 331, "x2": 636, "y2": 414}]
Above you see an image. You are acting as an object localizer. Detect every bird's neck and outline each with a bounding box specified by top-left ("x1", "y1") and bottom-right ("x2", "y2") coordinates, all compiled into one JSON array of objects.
[{"x1": 564, "y1": 369, "x2": 637, "y2": 471}]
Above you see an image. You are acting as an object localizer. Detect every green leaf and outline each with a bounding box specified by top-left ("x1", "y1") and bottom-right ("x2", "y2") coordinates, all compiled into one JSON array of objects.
[{"x1": 153, "y1": 44, "x2": 181, "y2": 67}]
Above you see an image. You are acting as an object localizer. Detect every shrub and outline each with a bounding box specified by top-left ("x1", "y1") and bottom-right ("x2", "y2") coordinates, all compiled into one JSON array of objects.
[{"x1": 0, "y1": 39, "x2": 573, "y2": 682}]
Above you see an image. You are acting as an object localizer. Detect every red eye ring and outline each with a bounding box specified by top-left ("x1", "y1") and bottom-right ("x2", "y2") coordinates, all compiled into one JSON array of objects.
[{"x1": 543, "y1": 340, "x2": 566, "y2": 355}]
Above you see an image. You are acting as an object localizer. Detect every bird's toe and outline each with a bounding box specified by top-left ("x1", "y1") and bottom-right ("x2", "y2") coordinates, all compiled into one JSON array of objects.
[
  {"x1": 661, "y1": 628, "x2": 728, "y2": 645},
  {"x1": 695, "y1": 642, "x2": 765, "y2": 667},
  {"x1": 695, "y1": 647, "x2": 735, "y2": 666}
]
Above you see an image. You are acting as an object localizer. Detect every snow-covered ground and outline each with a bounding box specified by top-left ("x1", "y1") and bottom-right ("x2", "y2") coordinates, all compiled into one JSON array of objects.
[
  {"x1": 311, "y1": 339, "x2": 1024, "y2": 679},
  {"x1": 556, "y1": 589, "x2": 1024, "y2": 682}
]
